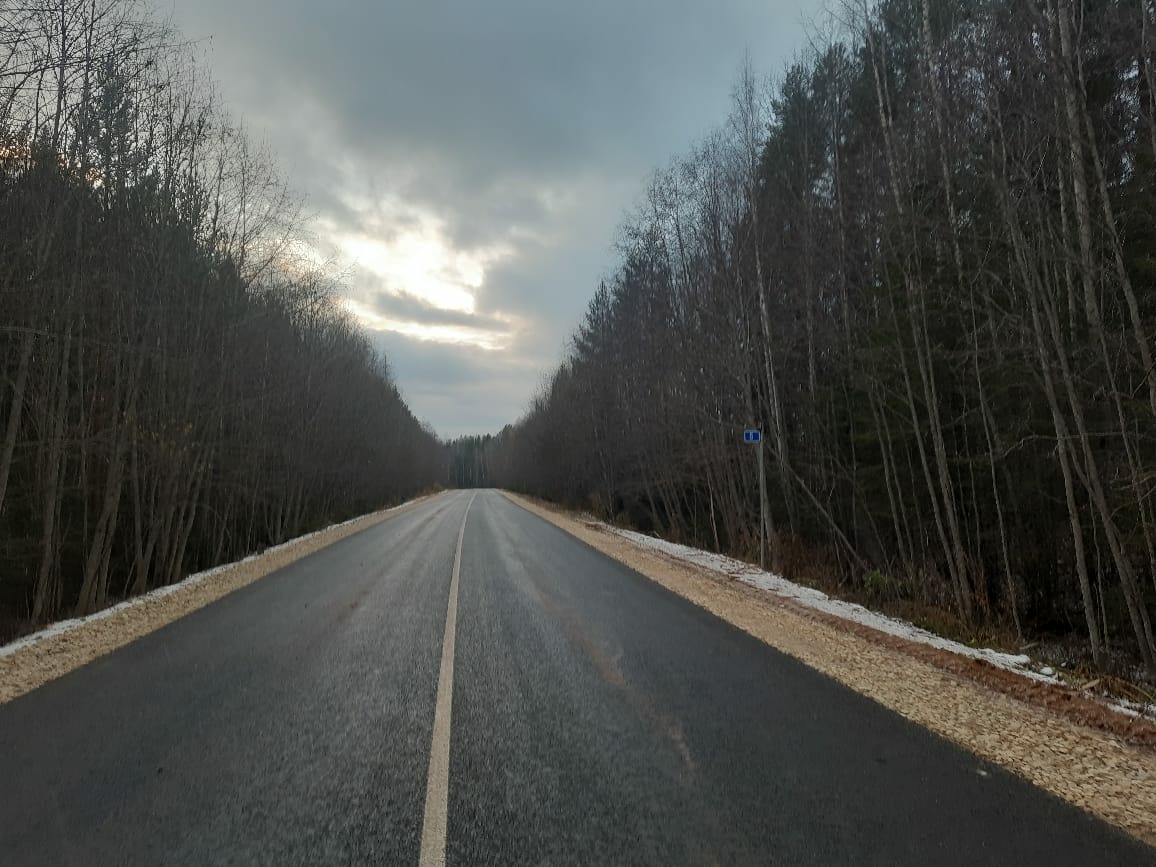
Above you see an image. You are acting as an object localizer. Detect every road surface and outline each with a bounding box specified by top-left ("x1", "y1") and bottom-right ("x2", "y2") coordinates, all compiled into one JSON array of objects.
[{"x1": 0, "y1": 490, "x2": 1151, "y2": 865}]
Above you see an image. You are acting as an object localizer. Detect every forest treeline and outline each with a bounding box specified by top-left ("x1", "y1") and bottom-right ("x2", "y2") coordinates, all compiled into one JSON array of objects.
[
  {"x1": 472, "y1": 0, "x2": 1156, "y2": 675},
  {"x1": 0, "y1": 0, "x2": 443, "y2": 638}
]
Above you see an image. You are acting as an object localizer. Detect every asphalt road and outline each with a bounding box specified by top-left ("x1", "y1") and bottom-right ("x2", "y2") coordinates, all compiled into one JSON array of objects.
[{"x1": 0, "y1": 489, "x2": 1151, "y2": 865}]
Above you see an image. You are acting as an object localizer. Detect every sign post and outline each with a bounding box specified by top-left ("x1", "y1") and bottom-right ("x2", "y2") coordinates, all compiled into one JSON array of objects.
[{"x1": 743, "y1": 429, "x2": 766, "y2": 570}]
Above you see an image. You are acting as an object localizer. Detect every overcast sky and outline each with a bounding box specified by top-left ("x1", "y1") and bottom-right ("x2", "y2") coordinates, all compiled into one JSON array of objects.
[{"x1": 166, "y1": 0, "x2": 823, "y2": 437}]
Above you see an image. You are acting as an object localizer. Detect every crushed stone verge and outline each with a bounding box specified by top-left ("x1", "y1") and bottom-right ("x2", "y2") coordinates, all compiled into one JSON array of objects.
[
  {"x1": 607, "y1": 525, "x2": 1156, "y2": 731},
  {"x1": 504, "y1": 492, "x2": 1156, "y2": 845},
  {"x1": 0, "y1": 492, "x2": 440, "y2": 704}
]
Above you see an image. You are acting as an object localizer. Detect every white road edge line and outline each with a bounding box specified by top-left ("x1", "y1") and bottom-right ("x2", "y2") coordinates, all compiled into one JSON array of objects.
[{"x1": 419, "y1": 491, "x2": 476, "y2": 867}]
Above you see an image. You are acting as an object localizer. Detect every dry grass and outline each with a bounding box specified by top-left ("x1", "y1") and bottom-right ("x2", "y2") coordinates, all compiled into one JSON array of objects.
[
  {"x1": 505, "y1": 491, "x2": 1156, "y2": 845},
  {"x1": 0, "y1": 493, "x2": 438, "y2": 704}
]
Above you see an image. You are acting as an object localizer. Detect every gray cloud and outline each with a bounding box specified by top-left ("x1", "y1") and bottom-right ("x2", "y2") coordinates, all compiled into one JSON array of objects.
[
  {"x1": 370, "y1": 290, "x2": 514, "y2": 335},
  {"x1": 367, "y1": 331, "x2": 545, "y2": 437},
  {"x1": 167, "y1": 0, "x2": 822, "y2": 436}
]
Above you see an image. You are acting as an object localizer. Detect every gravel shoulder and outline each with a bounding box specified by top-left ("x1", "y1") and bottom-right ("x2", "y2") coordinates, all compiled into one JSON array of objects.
[
  {"x1": 504, "y1": 492, "x2": 1156, "y2": 845},
  {"x1": 0, "y1": 492, "x2": 442, "y2": 704}
]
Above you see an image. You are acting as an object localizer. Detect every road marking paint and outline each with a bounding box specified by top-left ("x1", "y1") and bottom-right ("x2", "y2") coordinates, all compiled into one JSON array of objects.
[{"x1": 419, "y1": 491, "x2": 475, "y2": 867}]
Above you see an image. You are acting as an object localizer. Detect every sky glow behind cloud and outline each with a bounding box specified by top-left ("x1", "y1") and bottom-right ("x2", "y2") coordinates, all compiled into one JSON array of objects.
[{"x1": 167, "y1": 0, "x2": 821, "y2": 436}]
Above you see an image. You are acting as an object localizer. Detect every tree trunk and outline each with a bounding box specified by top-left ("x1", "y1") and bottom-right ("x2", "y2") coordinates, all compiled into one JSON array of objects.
[{"x1": 0, "y1": 330, "x2": 33, "y2": 519}]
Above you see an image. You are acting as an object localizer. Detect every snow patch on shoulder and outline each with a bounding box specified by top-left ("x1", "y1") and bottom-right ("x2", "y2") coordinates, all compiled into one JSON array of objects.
[{"x1": 599, "y1": 523, "x2": 1154, "y2": 720}]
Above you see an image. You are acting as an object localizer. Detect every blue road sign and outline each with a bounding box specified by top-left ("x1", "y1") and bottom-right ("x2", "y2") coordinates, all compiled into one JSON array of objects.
[{"x1": 743, "y1": 429, "x2": 761, "y2": 443}]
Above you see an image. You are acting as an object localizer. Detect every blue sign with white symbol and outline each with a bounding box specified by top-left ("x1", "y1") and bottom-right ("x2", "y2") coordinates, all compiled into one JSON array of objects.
[{"x1": 743, "y1": 429, "x2": 761, "y2": 443}]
